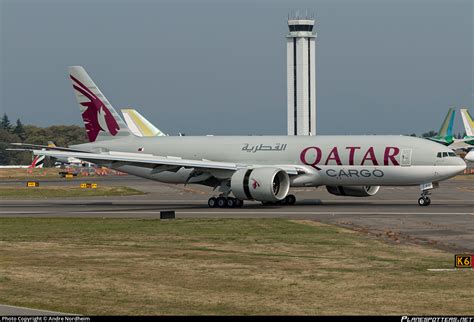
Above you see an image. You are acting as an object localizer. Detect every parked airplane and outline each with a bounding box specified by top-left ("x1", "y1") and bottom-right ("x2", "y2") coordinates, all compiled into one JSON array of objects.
[
  {"x1": 121, "y1": 108, "x2": 167, "y2": 137},
  {"x1": 47, "y1": 141, "x2": 89, "y2": 166},
  {"x1": 460, "y1": 109, "x2": 474, "y2": 145},
  {"x1": 12, "y1": 66, "x2": 466, "y2": 207},
  {"x1": 0, "y1": 155, "x2": 45, "y2": 169},
  {"x1": 442, "y1": 109, "x2": 474, "y2": 150},
  {"x1": 427, "y1": 108, "x2": 455, "y2": 145},
  {"x1": 459, "y1": 109, "x2": 474, "y2": 162}
]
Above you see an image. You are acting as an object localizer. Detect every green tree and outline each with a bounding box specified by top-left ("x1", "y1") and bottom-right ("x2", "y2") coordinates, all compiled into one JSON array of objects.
[
  {"x1": 12, "y1": 119, "x2": 26, "y2": 141},
  {"x1": 0, "y1": 129, "x2": 31, "y2": 165},
  {"x1": 422, "y1": 130, "x2": 437, "y2": 138},
  {"x1": 1, "y1": 122, "x2": 88, "y2": 165},
  {"x1": 0, "y1": 113, "x2": 13, "y2": 132}
]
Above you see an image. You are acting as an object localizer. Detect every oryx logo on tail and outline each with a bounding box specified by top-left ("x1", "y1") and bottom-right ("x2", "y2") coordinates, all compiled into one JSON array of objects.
[{"x1": 70, "y1": 75, "x2": 119, "y2": 142}]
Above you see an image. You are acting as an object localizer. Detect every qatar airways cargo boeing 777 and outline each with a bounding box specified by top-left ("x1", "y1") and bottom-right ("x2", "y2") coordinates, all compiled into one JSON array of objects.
[{"x1": 13, "y1": 66, "x2": 466, "y2": 207}]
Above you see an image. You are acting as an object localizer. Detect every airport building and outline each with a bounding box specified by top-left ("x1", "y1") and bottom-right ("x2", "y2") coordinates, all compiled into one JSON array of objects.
[{"x1": 286, "y1": 17, "x2": 317, "y2": 136}]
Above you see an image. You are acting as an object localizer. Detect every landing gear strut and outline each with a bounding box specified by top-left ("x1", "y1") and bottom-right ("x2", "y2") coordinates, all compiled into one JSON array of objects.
[{"x1": 208, "y1": 196, "x2": 244, "y2": 208}]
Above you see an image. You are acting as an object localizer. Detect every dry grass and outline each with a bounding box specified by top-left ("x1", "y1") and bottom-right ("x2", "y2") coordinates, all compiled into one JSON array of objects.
[
  {"x1": 0, "y1": 218, "x2": 472, "y2": 315},
  {"x1": 0, "y1": 168, "x2": 62, "y2": 179}
]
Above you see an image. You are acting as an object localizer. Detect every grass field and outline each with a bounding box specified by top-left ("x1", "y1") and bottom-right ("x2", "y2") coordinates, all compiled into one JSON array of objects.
[
  {"x1": 0, "y1": 186, "x2": 144, "y2": 199},
  {"x1": 0, "y1": 218, "x2": 471, "y2": 315}
]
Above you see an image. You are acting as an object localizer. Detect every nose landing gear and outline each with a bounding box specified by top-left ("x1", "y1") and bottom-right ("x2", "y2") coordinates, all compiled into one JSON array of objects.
[
  {"x1": 418, "y1": 194, "x2": 431, "y2": 206},
  {"x1": 418, "y1": 183, "x2": 434, "y2": 206}
]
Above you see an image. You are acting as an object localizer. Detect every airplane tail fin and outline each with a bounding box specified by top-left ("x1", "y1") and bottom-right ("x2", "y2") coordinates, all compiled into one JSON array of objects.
[
  {"x1": 437, "y1": 107, "x2": 455, "y2": 139},
  {"x1": 460, "y1": 109, "x2": 474, "y2": 137},
  {"x1": 28, "y1": 155, "x2": 45, "y2": 168},
  {"x1": 121, "y1": 109, "x2": 167, "y2": 137},
  {"x1": 68, "y1": 66, "x2": 131, "y2": 142}
]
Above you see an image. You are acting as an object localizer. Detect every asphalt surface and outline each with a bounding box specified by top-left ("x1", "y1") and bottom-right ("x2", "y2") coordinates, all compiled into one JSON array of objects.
[{"x1": 0, "y1": 304, "x2": 70, "y2": 316}]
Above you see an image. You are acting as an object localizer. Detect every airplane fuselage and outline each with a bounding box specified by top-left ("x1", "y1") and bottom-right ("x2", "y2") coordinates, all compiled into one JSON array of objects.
[{"x1": 72, "y1": 135, "x2": 466, "y2": 187}]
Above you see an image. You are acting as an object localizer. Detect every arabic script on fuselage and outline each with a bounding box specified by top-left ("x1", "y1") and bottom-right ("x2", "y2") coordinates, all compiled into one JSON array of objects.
[{"x1": 241, "y1": 143, "x2": 287, "y2": 153}]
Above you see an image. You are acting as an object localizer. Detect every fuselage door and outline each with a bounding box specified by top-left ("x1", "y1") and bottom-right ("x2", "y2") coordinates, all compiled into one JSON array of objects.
[{"x1": 400, "y1": 149, "x2": 412, "y2": 166}]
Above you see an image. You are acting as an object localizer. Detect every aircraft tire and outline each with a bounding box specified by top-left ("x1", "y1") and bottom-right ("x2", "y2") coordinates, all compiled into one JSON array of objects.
[
  {"x1": 418, "y1": 197, "x2": 431, "y2": 207},
  {"x1": 208, "y1": 197, "x2": 217, "y2": 208},
  {"x1": 235, "y1": 199, "x2": 244, "y2": 208},
  {"x1": 424, "y1": 197, "x2": 431, "y2": 206},
  {"x1": 217, "y1": 197, "x2": 227, "y2": 208},
  {"x1": 286, "y1": 194, "x2": 296, "y2": 205},
  {"x1": 227, "y1": 198, "x2": 236, "y2": 208}
]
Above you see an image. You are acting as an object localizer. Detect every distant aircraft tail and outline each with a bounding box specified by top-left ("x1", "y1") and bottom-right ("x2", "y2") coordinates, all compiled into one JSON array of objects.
[
  {"x1": 121, "y1": 109, "x2": 167, "y2": 137},
  {"x1": 428, "y1": 108, "x2": 455, "y2": 145},
  {"x1": 68, "y1": 66, "x2": 131, "y2": 142},
  {"x1": 28, "y1": 155, "x2": 45, "y2": 168},
  {"x1": 460, "y1": 109, "x2": 474, "y2": 137},
  {"x1": 437, "y1": 107, "x2": 455, "y2": 139}
]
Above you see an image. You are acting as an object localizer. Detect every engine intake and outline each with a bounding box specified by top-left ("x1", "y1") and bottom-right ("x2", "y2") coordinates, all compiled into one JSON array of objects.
[
  {"x1": 231, "y1": 167, "x2": 290, "y2": 202},
  {"x1": 326, "y1": 185, "x2": 380, "y2": 197}
]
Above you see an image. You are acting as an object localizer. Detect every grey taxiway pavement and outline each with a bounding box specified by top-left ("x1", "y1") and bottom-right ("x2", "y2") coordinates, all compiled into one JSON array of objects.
[
  {"x1": 1, "y1": 176, "x2": 473, "y2": 252},
  {"x1": 0, "y1": 304, "x2": 70, "y2": 316}
]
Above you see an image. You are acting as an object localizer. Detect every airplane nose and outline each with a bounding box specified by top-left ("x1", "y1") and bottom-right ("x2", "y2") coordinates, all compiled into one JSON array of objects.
[{"x1": 451, "y1": 157, "x2": 467, "y2": 174}]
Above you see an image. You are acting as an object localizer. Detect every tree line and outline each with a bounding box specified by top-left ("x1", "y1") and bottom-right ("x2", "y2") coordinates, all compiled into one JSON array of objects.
[{"x1": 0, "y1": 113, "x2": 87, "y2": 165}]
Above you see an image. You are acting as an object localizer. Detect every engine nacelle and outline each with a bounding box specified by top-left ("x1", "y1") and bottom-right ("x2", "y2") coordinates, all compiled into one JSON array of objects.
[
  {"x1": 465, "y1": 150, "x2": 474, "y2": 162},
  {"x1": 326, "y1": 185, "x2": 380, "y2": 197},
  {"x1": 231, "y1": 167, "x2": 290, "y2": 202}
]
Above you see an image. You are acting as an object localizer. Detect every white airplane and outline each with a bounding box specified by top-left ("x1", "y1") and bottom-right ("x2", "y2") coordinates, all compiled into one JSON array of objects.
[
  {"x1": 460, "y1": 109, "x2": 474, "y2": 162},
  {"x1": 13, "y1": 66, "x2": 467, "y2": 207},
  {"x1": 121, "y1": 108, "x2": 167, "y2": 137},
  {"x1": 0, "y1": 155, "x2": 45, "y2": 169},
  {"x1": 46, "y1": 142, "x2": 90, "y2": 166}
]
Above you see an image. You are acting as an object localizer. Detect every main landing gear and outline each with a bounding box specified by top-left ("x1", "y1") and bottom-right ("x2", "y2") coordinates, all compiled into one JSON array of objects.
[
  {"x1": 208, "y1": 196, "x2": 244, "y2": 208},
  {"x1": 262, "y1": 194, "x2": 296, "y2": 206},
  {"x1": 207, "y1": 194, "x2": 297, "y2": 208}
]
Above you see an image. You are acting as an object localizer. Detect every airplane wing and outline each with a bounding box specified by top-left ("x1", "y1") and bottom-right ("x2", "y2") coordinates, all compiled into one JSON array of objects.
[
  {"x1": 10, "y1": 143, "x2": 89, "y2": 153},
  {"x1": 33, "y1": 149, "x2": 309, "y2": 175}
]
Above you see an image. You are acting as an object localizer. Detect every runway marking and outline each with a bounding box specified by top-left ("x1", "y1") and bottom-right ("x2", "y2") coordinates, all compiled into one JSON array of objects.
[
  {"x1": 427, "y1": 269, "x2": 468, "y2": 272},
  {"x1": 178, "y1": 211, "x2": 474, "y2": 216}
]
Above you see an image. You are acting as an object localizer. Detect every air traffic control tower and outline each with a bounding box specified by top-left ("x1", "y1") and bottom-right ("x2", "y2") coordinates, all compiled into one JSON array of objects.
[{"x1": 286, "y1": 17, "x2": 316, "y2": 136}]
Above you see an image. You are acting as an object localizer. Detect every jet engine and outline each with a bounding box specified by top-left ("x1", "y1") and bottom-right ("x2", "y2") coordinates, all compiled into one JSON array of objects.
[
  {"x1": 231, "y1": 167, "x2": 290, "y2": 202},
  {"x1": 326, "y1": 185, "x2": 380, "y2": 197}
]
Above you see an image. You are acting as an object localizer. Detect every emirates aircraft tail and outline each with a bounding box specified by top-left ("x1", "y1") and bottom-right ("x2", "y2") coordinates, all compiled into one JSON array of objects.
[
  {"x1": 68, "y1": 66, "x2": 131, "y2": 142},
  {"x1": 28, "y1": 155, "x2": 45, "y2": 168}
]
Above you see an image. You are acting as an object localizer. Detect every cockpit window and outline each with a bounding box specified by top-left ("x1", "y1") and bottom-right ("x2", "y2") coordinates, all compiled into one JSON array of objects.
[{"x1": 438, "y1": 151, "x2": 457, "y2": 158}]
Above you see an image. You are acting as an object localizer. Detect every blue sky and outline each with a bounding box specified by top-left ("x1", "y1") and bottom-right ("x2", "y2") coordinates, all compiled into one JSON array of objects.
[{"x1": 1, "y1": 0, "x2": 472, "y2": 135}]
